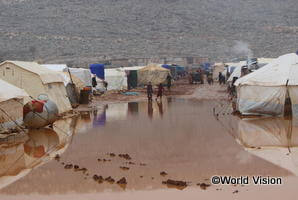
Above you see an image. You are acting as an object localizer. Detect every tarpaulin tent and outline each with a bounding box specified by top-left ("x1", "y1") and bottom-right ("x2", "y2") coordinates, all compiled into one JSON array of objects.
[
  {"x1": 90, "y1": 64, "x2": 104, "y2": 79},
  {"x1": 226, "y1": 61, "x2": 247, "y2": 82},
  {"x1": 0, "y1": 79, "x2": 29, "y2": 129},
  {"x1": 123, "y1": 66, "x2": 145, "y2": 89},
  {"x1": 105, "y1": 68, "x2": 127, "y2": 90},
  {"x1": 138, "y1": 63, "x2": 170, "y2": 85},
  {"x1": 235, "y1": 117, "x2": 298, "y2": 175},
  {"x1": 235, "y1": 53, "x2": 298, "y2": 116},
  {"x1": 0, "y1": 61, "x2": 72, "y2": 114},
  {"x1": 66, "y1": 68, "x2": 92, "y2": 87},
  {"x1": 41, "y1": 64, "x2": 68, "y2": 72}
]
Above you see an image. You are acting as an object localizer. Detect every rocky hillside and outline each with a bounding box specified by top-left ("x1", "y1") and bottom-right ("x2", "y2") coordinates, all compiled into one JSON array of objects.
[{"x1": 0, "y1": 0, "x2": 297, "y2": 66}]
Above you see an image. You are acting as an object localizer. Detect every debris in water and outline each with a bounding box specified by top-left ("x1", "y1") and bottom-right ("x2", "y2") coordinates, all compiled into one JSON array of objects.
[
  {"x1": 233, "y1": 190, "x2": 239, "y2": 194},
  {"x1": 108, "y1": 153, "x2": 116, "y2": 157},
  {"x1": 162, "y1": 179, "x2": 188, "y2": 190},
  {"x1": 64, "y1": 164, "x2": 73, "y2": 169},
  {"x1": 160, "y1": 171, "x2": 168, "y2": 176},
  {"x1": 120, "y1": 166, "x2": 130, "y2": 171},
  {"x1": 151, "y1": 177, "x2": 154, "y2": 180},
  {"x1": 74, "y1": 165, "x2": 79, "y2": 170},
  {"x1": 105, "y1": 176, "x2": 115, "y2": 184},
  {"x1": 61, "y1": 162, "x2": 65, "y2": 165},
  {"x1": 93, "y1": 175, "x2": 104, "y2": 183},
  {"x1": 126, "y1": 161, "x2": 135, "y2": 165},
  {"x1": 140, "y1": 176, "x2": 143, "y2": 178},
  {"x1": 197, "y1": 183, "x2": 211, "y2": 190},
  {"x1": 119, "y1": 154, "x2": 132, "y2": 160},
  {"x1": 97, "y1": 159, "x2": 102, "y2": 162},
  {"x1": 140, "y1": 163, "x2": 147, "y2": 166},
  {"x1": 54, "y1": 154, "x2": 60, "y2": 161},
  {"x1": 117, "y1": 177, "x2": 127, "y2": 185}
]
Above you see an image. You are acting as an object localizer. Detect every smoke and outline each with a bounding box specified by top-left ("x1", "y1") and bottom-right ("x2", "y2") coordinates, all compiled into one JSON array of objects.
[{"x1": 231, "y1": 41, "x2": 253, "y2": 59}]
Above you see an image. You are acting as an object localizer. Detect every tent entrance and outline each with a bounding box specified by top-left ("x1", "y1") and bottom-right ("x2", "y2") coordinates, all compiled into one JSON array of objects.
[{"x1": 284, "y1": 89, "x2": 292, "y2": 117}]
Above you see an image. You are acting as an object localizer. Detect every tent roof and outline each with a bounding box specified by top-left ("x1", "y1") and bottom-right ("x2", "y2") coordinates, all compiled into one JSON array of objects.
[
  {"x1": 0, "y1": 61, "x2": 64, "y2": 84},
  {"x1": 0, "y1": 79, "x2": 29, "y2": 102},
  {"x1": 122, "y1": 66, "x2": 145, "y2": 71},
  {"x1": 235, "y1": 53, "x2": 298, "y2": 86},
  {"x1": 139, "y1": 63, "x2": 169, "y2": 72},
  {"x1": 41, "y1": 64, "x2": 68, "y2": 72}
]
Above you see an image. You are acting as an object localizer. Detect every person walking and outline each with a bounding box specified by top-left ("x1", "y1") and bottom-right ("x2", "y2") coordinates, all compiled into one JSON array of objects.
[
  {"x1": 166, "y1": 74, "x2": 172, "y2": 91},
  {"x1": 147, "y1": 82, "x2": 153, "y2": 101},
  {"x1": 156, "y1": 83, "x2": 164, "y2": 101}
]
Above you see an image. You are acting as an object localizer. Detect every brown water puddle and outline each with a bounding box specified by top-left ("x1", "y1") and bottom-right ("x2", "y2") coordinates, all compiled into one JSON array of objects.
[{"x1": 0, "y1": 98, "x2": 297, "y2": 198}]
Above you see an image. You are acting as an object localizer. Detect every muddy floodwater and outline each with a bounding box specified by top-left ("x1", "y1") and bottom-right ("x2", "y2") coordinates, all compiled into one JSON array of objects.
[{"x1": 1, "y1": 98, "x2": 298, "y2": 199}]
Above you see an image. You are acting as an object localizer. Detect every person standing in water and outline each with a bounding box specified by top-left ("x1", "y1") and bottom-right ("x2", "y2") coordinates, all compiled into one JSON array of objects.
[
  {"x1": 156, "y1": 83, "x2": 164, "y2": 101},
  {"x1": 166, "y1": 74, "x2": 172, "y2": 91},
  {"x1": 147, "y1": 82, "x2": 153, "y2": 101}
]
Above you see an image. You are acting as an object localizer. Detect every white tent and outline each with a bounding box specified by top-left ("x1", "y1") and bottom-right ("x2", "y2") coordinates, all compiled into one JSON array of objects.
[
  {"x1": 235, "y1": 53, "x2": 298, "y2": 116},
  {"x1": 236, "y1": 117, "x2": 298, "y2": 176},
  {"x1": 105, "y1": 68, "x2": 127, "y2": 90},
  {"x1": 41, "y1": 64, "x2": 70, "y2": 86},
  {"x1": 122, "y1": 66, "x2": 145, "y2": 71},
  {"x1": 66, "y1": 68, "x2": 92, "y2": 87},
  {"x1": 0, "y1": 61, "x2": 72, "y2": 114},
  {"x1": 227, "y1": 61, "x2": 247, "y2": 82},
  {"x1": 41, "y1": 64, "x2": 68, "y2": 72},
  {"x1": 0, "y1": 79, "x2": 29, "y2": 129}
]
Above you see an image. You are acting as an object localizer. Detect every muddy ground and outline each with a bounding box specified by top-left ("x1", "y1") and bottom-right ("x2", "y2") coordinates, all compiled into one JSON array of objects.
[
  {"x1": 80, "y1": 78, "x2": 229, "y2": 109},
  {"x1": 2, "y1": 79, "x2": 298, "y2": 200}
]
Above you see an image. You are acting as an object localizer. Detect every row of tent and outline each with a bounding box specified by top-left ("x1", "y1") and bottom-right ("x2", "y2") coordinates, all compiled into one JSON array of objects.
[
  {"x1": 91, "y1": 63, "x2": 175, "y2": 91},
  {"x1": 0, "y1": 61, "x2": 173, "y2": 129},
  {"x1": 227, "y1": 53, "x2": 298, "y2": 117}
]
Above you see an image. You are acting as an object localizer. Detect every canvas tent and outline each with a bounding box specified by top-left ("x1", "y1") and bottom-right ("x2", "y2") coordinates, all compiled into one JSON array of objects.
[
  {"x1": 105, "y1": 68, "x2": 127, "y2": 90},
  {"x1": 236, "y1": 117, "x2": 298, "y2": 175},
  {"x1": 0, "y1": 61, "x2": 72, "y2": 114},
  {"x1": 0, "y1": 79, "x2": 29, "y2": 129},
  {"x1": 138, "y1": 63, "x2": 170, "y2": 85},
  {"x1": 66, "y1": 68, "x2": 92, "y2": 87},
  {"x1": 227, "y1": 61, "x2": 247, "y2": 82},
  {"x1": 235, "y1": 53, "x2": 298, "y2": 116},
  {"x1": 123, "y1": 66, "x2": 145, "y2": 89}
]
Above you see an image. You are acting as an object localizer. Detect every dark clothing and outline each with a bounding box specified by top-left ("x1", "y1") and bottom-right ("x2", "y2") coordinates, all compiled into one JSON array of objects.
[
  {"x1": 157, "y1": 84, "x2": 164, "y2": 98},
  {"x1": 166, "y1": 75, "x2": 172, "y2": 90},
  {"x1": 92, "y1": 77, "x2": 97, "y2": 87},
  {"x1": 147, "y1": 84, "x2": 153, "y2": 100},
  {"x1": 218, "y1": 73, "x2": 224, "y2": 85}
]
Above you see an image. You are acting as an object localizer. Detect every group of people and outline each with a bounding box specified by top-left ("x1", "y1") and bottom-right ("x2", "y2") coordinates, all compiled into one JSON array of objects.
[{"x1": 146, "y1": 74, "x2": 172, "y2": 101}]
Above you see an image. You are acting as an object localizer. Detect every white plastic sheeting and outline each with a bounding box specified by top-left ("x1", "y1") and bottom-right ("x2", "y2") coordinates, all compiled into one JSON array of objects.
[
  {"x1": 227, "y1": 61, "x2": 246, "y2": 82},
  {"x1": 0, "y1": 79, "x2": 28, "y2": 102},
  {"x1": 66, "y1": 68, "x2": 92, "y2": 87},
  {"x1": 235, "y1": 53, "x2": 298, "y2": 116},
  {"x1": 236, "y1": 85, "x2": 286, "y2": 116},
  {"x1": 105, "y1": 68, "x2": 127, "y2": 91},
  {"x1": 41, "y1": 64, "x2": 69, "y2": 86},
  {"x1": 0, "y1": 61, "x2": 64, "y2": 84},
  {"x1": 236, "y1": 117, "x2": 298, "y2": 175}
]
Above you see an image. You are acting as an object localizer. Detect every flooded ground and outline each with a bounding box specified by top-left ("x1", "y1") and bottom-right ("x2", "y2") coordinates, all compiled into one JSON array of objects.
[{"x1": 0, "y1": 98, "x2": 298, "y2": 199}]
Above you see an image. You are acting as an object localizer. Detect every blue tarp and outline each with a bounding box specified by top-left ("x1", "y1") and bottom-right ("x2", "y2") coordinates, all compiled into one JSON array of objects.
[
  {"x1": 90, "y1": 64, "x2": 105, "y2": 79},
  {"x1": 201, "y1": 63, "x2": 211, "y2": 71},
  {"x1": 162, "y1": 64, "x2": 171, "y2": 69}
]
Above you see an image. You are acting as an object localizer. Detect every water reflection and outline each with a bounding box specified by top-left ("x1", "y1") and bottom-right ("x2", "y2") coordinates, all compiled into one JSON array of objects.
[
  {"x1": 236, "y1": 117, "x2": 298, "y2": 175},
  {"x1": 0, "y1": 117, "x2": 77, "y2": 189},
  {"x1": 77, "y1": 98, "x2": 171, "y2": 131}
]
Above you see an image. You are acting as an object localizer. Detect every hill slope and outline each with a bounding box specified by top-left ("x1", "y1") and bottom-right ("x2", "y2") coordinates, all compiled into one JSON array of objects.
[{"x1": 0, "y1": 0, "x2": 297, "y2": 65}]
